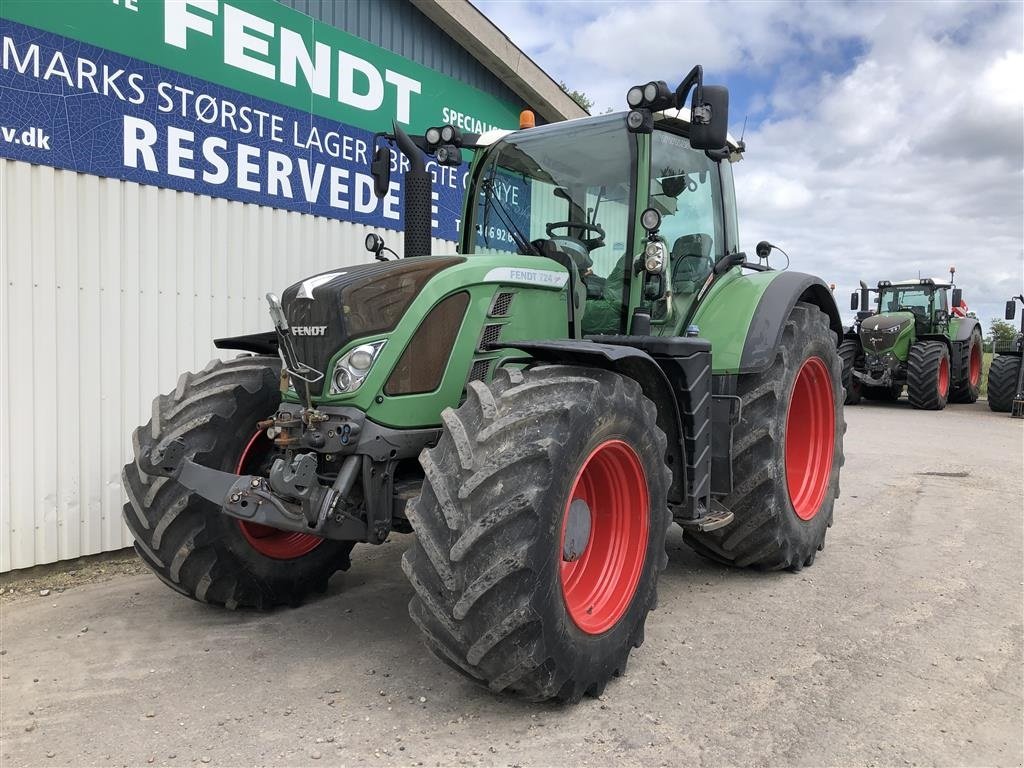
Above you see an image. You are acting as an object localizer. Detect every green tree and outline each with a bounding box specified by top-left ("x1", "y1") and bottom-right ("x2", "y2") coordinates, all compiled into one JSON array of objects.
[
  {"x1": 989, "y1": 318, "x2": 1017, "y2": 346},
  {"x1": 559, "y1": 81, "x2": 593, "y2": 113}
]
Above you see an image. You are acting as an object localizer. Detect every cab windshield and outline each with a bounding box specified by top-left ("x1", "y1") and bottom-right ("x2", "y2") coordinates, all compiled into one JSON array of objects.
[
  {"x1": 463, "y1": 115, "x2": 637, "y2": 332},
  {"x1": 880, "y1": 287, "x2": 942, "y2": 316}
]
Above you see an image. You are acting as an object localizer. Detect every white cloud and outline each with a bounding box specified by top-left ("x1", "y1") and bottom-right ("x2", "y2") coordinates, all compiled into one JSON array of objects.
[{"x1": 475, "y1": 0, "x2": 1024, "y2": 330}]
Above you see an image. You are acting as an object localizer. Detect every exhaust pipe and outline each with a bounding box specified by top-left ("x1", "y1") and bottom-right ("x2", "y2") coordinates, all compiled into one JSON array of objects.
[{"x1": 393, "y1": 122, "x2": 432, "y2": 259}]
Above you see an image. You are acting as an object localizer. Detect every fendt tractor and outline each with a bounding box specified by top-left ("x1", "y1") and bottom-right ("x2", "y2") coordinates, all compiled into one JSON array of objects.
[
  {"x1": 988, "y1": 295, "x2": 1024, "y2": 416},
  {"x1": 840, "y1": 270, "x2": 983, "y2": 410},
  {"x1": 124, "y1": 67, "x2": 846, "y2": 702}
]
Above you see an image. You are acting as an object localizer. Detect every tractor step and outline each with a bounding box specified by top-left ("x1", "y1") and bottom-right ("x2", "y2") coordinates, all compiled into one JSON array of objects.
[
  {"x1": 1012, "y1": 398, "x2": 1024, "y2": 419},
  {"x1": 676, "y1": 503, "x2": 734, "y2": 532}
]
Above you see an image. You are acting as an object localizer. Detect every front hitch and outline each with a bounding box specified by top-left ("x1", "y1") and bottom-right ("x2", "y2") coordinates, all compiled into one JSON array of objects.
[{"x1": 138, "y1": 439, "x2": 366, "y2": 541}]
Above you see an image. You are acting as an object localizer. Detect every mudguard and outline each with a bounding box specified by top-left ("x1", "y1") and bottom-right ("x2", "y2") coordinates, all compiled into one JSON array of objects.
[
  {"x1": 214, "y1": 331, "x2": 278, "y2": 355},
  {"x1": 739, "y1": 271, "x2": 843, "y2": 373},
  {"x1": 949, "y1": 316, "x2": 982, "y2": 342}
]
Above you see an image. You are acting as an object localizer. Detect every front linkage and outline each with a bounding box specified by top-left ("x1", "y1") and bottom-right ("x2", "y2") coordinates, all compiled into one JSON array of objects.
[{"x1": 139, "y1": 400, "x2": 437, "y2": 546}]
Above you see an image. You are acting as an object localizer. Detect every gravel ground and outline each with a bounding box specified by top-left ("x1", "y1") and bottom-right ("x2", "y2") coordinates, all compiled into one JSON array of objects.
[{"x1": 1, "y1": 400, "x2": 1021, "y2": 767}]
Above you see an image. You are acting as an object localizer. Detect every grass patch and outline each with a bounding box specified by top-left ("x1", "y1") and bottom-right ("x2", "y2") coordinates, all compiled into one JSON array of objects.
[{"x1": 980, "y1": 351, "x2": 993, "y2": 398}]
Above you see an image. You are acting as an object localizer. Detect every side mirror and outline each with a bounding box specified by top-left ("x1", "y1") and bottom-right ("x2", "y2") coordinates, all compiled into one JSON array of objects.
[
  {"x1": 1007, "y1": 300, "x2": 1017, "y2": 320},
  {"x1": 371, "y1": 145, "x2": 391, "y2": 198},
  {"x1": 951, "y1": 288, "x2": 963, "y2": 308},
  {"x1": 850, "y1": 292, "x2": 859, "y2": 311},
  {"x1": 689, "y1": 85, "x2": 729, "y2": 150}
]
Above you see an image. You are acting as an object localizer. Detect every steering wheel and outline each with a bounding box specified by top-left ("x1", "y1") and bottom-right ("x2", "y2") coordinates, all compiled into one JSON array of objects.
[{"x1": 545, "y1": 221, "x2": 606, "y2": 249}]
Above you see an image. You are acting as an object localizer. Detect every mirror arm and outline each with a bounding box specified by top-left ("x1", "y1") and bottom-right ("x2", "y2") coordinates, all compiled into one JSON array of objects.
[{"x1": 673, "y1": 65, "x2": 704, "y2": 111}]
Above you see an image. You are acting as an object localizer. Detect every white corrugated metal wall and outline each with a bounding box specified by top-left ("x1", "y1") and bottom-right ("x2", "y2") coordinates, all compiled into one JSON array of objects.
[{"x1": 0, "y1": 159, "x2": 455, "y2": 571}]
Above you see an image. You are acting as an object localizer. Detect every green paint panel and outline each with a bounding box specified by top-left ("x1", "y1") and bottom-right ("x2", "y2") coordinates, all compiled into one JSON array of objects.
[
  {"x1": 691, "y1": 268, "x2": 778, "y2": 374},
  {"x1": 283, "y1": 254, "x2": 570, "y2": 428},
  {"x1": 1, "y1": 0, "x2": 520, "y2": 134}
]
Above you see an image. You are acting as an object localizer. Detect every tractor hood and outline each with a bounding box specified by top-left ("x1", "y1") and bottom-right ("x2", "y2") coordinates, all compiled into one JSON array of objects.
[
  {"x1": 280, "y1": 256, "x2": 464, "y2": 375},
  {"x1": 859, "y1": 312, "x2": 913, "y2": 353}
]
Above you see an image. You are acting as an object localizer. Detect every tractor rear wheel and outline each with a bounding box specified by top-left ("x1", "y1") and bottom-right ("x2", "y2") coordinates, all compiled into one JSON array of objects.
[
  {"x1": 987, "y1": 354, "x2": 1022, "y2": 412},
  {"x1": 122, "y1": 357, "x2": 354, "y2": 609},
  {"x1": 949, "y1": 329, "x2": 983, "y2": 403},
  {"x1": 838, "y1": 339, "x2": 862, "y2": 405},
  {"x1": 906, "y1": 341, "x2": 950, "y2": 410},
  {"x1": 402, "y1": 365, "x2": 670, "y2": 702},
  {"x1": 683, "y1": 302, "x2": 845, "y2": 570}
]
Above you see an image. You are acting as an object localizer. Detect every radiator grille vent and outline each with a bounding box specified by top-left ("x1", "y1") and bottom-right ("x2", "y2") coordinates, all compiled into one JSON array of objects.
[
  {"x1": 479, "y1": 323, "x2": 502, "y2": 351},
  {"x1": 489, "y1": 291, "x2": 514, "y2": 317},
  {"x1": 468, "y1": 359, "x2": 491, "y2": 383}
]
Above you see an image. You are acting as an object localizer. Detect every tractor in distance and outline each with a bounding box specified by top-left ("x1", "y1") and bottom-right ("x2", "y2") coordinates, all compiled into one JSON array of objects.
[
  {"x1": 123, "y1": 66, "x2": 847, "y2": 703},
  {"x1": 987, "y1": 294, "x2": 1024, "y2": 416},
  {"x1": 840, "y1": 268, "x2": 983, "y2": 410}
]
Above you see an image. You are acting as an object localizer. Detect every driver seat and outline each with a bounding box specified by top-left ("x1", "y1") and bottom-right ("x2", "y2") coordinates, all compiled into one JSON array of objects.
[{"x1": 671, "y1": 233, "x2": 713, "y2": 294}]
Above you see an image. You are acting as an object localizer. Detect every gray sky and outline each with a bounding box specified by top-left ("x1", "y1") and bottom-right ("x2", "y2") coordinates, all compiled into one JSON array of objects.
[{"x1": 476, "y1": 0, "x2": 1024, "y2": 331}]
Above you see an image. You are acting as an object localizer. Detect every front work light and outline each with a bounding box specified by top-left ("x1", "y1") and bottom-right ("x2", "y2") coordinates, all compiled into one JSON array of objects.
[
  {"x1": 644, "y1": 241, "x2": 667, "y2": 274},
  {"x1": 627, "y1": 109, "x2": 653, "y2": 133}
]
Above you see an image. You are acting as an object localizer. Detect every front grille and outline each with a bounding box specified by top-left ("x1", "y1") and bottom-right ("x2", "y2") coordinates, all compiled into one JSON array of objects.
[
  {"x1": 478, "y1": 323, "x2": 502, "y2": 351},
  {"x1": 468, "y1": 359, "x2": 491, "y2": 383},
  {"x1": 489, "y1": 291, "x2": 514, "y2": 317}
]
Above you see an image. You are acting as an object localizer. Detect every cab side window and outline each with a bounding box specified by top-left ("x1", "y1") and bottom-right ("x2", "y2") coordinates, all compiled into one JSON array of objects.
[{"x1": 649, "y1": 130, "x2": 724, "y2": 295}]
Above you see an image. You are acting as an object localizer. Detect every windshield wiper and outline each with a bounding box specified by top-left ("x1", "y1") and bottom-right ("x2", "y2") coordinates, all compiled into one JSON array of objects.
[{"x1": 481, "y1": 172, "x2": 539, "y2": 256}]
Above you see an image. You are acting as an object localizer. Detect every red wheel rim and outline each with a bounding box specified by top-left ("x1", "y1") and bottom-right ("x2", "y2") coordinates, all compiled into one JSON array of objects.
[
  {"x1": 969, "y1": 343, "x2": 981, "y2": 386},
  {"x1": 938, "y1": 355, "x2": 950, "y2": 396},
  {"x1": 785, "y1": 357, "x2": 836, "y2": 521},
  {"x1": 560, "y1": 440, "x2": 648, "y2": 635},
  {"x1": 235, "y1": 429, "x2": 323, "y2": 560}
]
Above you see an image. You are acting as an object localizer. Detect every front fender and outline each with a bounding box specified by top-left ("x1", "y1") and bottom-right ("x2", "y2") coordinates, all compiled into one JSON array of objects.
[{"x1": 692, "y1": 269, "x2": 843, "y2": 375}]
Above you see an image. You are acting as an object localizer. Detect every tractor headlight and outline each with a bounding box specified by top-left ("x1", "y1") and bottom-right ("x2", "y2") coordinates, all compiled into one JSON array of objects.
[
  {"x1": 644, "y1": 241, "x2": 667, "y2": 274},
  {"x1": 330, "y1": 341, "x2": 386, "y2": 395}
]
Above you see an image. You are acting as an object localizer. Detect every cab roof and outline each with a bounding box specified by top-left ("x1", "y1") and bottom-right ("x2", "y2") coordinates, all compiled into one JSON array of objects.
[{"x1": 476, "y1": 110, "x2": 743, "y2": 157}]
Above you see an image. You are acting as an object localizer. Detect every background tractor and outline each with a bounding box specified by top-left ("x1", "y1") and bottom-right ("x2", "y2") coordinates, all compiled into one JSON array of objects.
[
  {"x1": 123, "y1": 66, "x2": 846, "y2": 703},
  {"x1": 840, "y1": 270, "x2": 982, "y2": 410},
  {"x1": 988, "y1": 295, "x2": 1024, "y2": 416}
]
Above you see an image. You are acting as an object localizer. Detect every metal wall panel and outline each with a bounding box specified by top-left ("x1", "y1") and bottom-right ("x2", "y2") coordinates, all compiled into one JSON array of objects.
[
  {"x1": 0, "y1": 159, "x2": 455, "y2": 571},
  {"x1": 277, "y1": 0, "x2": 525, "y2": 106}
]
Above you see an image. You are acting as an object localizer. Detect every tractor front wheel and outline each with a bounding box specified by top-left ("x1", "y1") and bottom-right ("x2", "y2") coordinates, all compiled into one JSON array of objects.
[
  {"x1": 402, "y1": 365, "x2": 670, "y2": 702},
  {"x1": 683, "y1": 301, "x2": 845, "y2": 570},
  {"x1": 949, "y1": 328, "x2": 983, "y2": 403},
  {"x1": 906, "y1": 341, "x2": 951, "y2": 410},
  {"x1": 987, "y1": 354, "x2": 1022, "y2": 412},
  {"x1": 122, "y1": 357, "x2": 354, "y2": 609},
  {"x1": 838, "y1": 339, "x2": 862, "y2": 405}
]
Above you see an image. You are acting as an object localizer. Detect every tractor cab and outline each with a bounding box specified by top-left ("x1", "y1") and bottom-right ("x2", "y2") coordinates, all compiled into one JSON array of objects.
[{"x1": 456, "y1": 108, "x2": 744, "y2": 337}]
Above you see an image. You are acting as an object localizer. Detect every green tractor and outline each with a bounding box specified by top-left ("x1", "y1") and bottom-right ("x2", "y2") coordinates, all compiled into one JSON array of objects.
[
  {"x1": 123, "y1": 67, "x2": 846, "y2": 702},
  {"x1": 988, "y1": 295, "x2": 1024, "y2": 416},
  {"x1": 840, "y1": 271, "x2": 983, "y2": 409}
]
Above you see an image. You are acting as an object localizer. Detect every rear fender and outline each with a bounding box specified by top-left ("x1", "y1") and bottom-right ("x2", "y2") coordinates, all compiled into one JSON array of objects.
[
  {"x1": 693, "y1": 270, "x2": 843, "y2": 375},
  {"x1": 739, "y1": 272, "x2": 843, "y2": 374}
]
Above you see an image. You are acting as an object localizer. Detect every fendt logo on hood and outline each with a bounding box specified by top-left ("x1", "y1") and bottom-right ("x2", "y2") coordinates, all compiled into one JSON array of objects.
[{"x1": 292, "y1": 326, "x2": 328, "y2": 337}]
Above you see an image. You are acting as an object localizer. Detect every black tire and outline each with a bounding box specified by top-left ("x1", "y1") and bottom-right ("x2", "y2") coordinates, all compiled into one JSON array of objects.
[
  {"x1": 122, "y1": 357, "x2": 354, "y2": 609},
  {"x1": 987, "y1": 354, "x2": 1022, "y2": 412},
  {"x1": 683, "y1": 302, "x2": 845, "y2": 570},
  {"x1": 949, "y1": 328, "x2": 983, "y2": 403},
  {"x1": 402, "y1": 365, "x2": 670, "y2": 702},
  {"x1": 906, "y1": 341, "x2": 951, "y2": 410},
  {"x1": 862, "y1": 382, "x2": 903, "y2": 401},
  {"x1": 838, "y1": 339, "x2": 862, "y2": 405}
]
